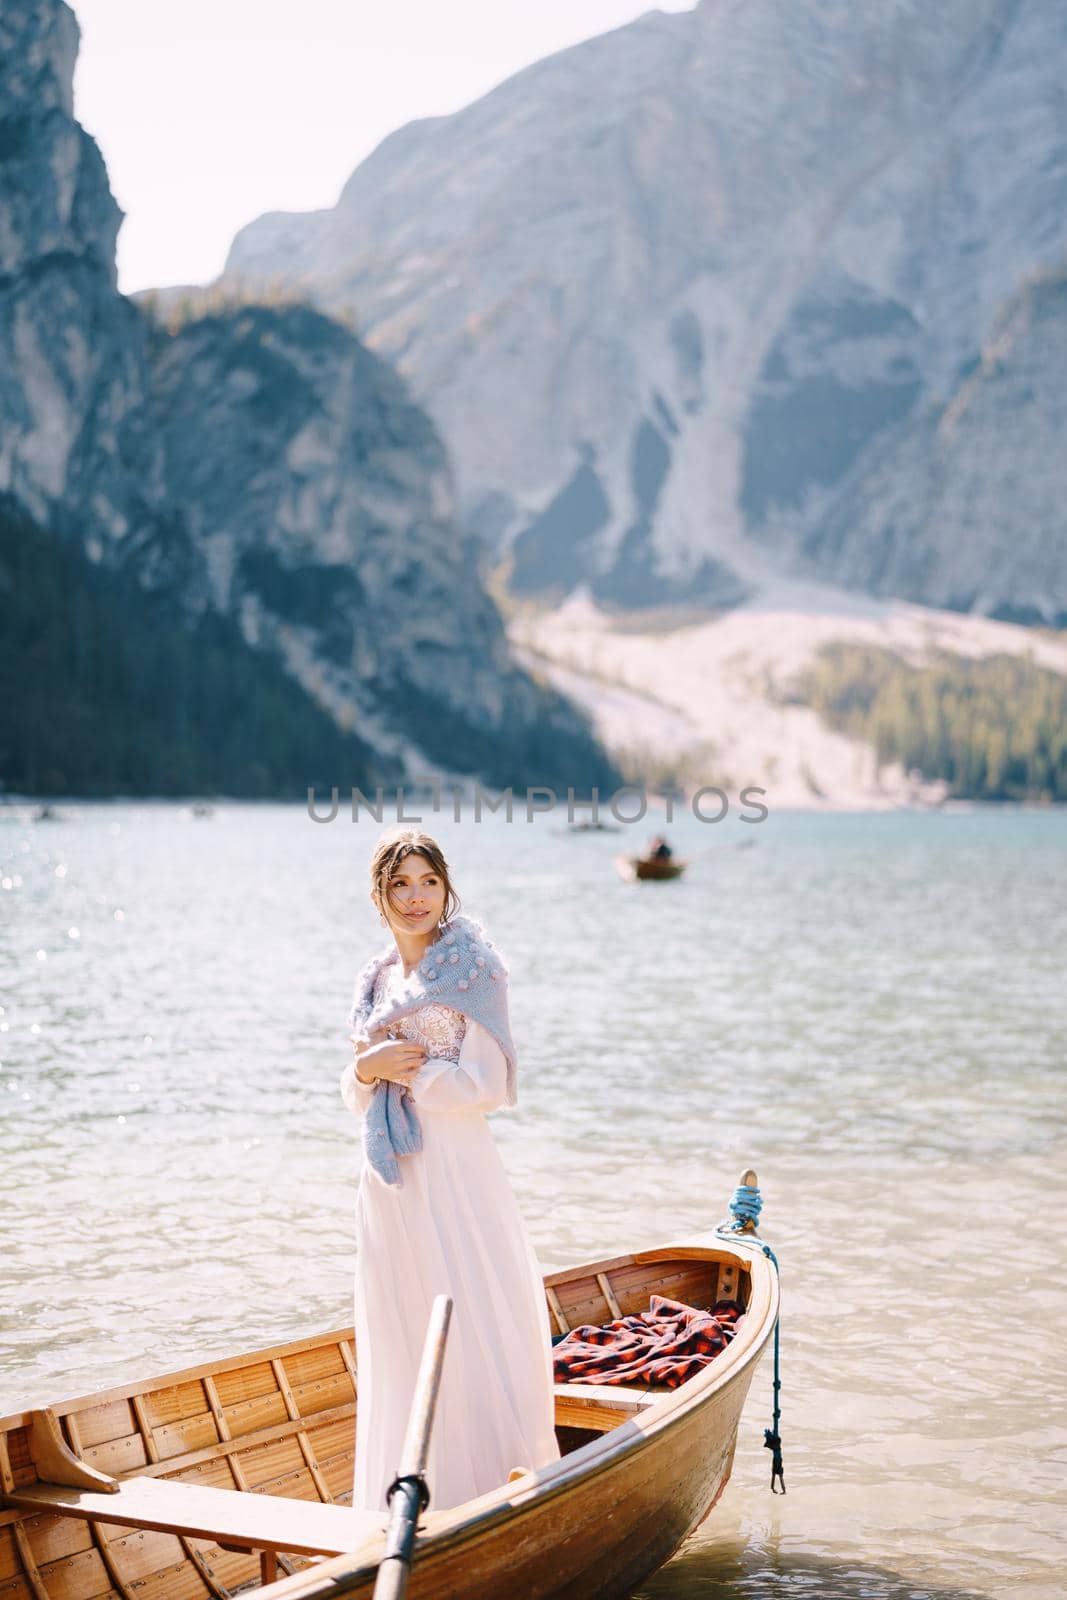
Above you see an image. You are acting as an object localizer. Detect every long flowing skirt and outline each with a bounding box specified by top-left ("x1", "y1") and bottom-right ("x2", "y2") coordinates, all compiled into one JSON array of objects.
[{"x1": 351, "y1": 1102, "x2": 561, "y2": 1513}]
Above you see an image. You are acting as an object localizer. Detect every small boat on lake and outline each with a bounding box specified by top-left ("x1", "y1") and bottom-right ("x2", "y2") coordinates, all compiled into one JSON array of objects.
[
  {"x1": 614, "y1": 852, "x2": 689, "y2": 881},
  {"x1": 0, "y1": 1206, "x2": 778, "y2": 1600}
]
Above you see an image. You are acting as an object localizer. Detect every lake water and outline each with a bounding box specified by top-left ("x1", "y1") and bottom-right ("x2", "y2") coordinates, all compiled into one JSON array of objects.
[{"x1": 1, "y1": 798, "x2": 1064, "y2": 1600}]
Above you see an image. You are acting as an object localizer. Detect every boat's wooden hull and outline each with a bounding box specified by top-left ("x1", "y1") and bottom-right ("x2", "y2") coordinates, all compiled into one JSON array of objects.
[
  {"x1": 614, "y1": 855, "x2": 688, "y2": 882},
  {"x1": 0, "y1": 1233, "x2": 778, "y2": 1600},
  {"x1": 313, "y1": 1341, "x2": 753, "y2": 1600}
]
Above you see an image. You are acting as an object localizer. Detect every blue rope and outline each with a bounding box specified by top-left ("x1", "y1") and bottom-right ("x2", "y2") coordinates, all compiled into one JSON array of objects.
[
  {"x1": 716, "y1": 1184, "x2": 785, "y2": 1494},
  {"x1": 727, "y1": 1183, "x2": 762, "y2": 1228},
  {"x1": 757, "y1": 1239, "x2": 786, "y2": 1495}
]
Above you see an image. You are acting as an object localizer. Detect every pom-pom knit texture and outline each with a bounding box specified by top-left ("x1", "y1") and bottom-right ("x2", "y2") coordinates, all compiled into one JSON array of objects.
[{"x1": 346, "y1": 913, "x2": 519, "y2": 1186}]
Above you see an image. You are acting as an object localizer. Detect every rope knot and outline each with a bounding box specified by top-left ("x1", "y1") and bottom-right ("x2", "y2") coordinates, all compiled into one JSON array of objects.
[
  {"x1": 763, "y1": 1427, "x2": 786, "y2": 1493},
  {"x1": 723, "y1": 1181, "x2": 762, "y2": 1232}
]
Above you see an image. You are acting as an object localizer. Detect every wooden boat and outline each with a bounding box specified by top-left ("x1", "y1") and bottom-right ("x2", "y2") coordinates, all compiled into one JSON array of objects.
[
  {"x1": 0, "y1": 1221, "x2": 778, "y2": 1600},
  {"x1": 614, "y1": 853, "x2": 689, "y2": 881}
]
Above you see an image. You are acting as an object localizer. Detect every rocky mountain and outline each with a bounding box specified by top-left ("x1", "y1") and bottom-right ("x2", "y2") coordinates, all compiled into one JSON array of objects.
[
  {"x1": 140, "y1": 300, "x2": 614, "y2": 784},
  {"x1": 509, "y1": 576, "x2": 1067, "y2": 809},
  {"x1": 222, "y1": 0, "x2": 1067, "y2": 626},
  {"x1": 0, "y1": 0, "x2": 158, "y2": 554},
  {"x1": 0, "y1": 0, "x2": 616, "y2": 796}
]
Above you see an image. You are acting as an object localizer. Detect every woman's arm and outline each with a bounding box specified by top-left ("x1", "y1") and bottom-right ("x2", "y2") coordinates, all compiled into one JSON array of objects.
[
  {"x1": 340, "y1": 1028, "x2": 385, "y2": 1115},
  {"x1": 340, "y1": 1027, "x2": 426, "y2": 1116},
  {"x1": 408, "y1": 1018, "x2": 511, "y2": 1113},
  {"x1": 340, "y1": 1042, "x2": 377, "y2": 1115}
]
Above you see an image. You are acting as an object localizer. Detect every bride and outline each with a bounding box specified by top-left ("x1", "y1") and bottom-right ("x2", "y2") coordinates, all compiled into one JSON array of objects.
[{"x1": 340, "y1": 824, "x2": 561, "y2": 1513}]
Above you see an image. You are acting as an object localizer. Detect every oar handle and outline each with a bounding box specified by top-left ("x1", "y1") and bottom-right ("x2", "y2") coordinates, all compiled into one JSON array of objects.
[
  {"x1": 372, "y1": 1294, "x2": 453, "y2": 1600},
  {"x1": 398, "y1": 1293, "x2": 452, "y2": 1480}
]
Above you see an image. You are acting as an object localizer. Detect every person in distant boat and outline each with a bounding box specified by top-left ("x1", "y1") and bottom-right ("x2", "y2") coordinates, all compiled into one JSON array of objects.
[
  {"x1": 340, "y1": 825, "x2": 561, "y2": 1513},
  {"x1": 647, "y1": 835, "x2": 674, "y2": 861}
]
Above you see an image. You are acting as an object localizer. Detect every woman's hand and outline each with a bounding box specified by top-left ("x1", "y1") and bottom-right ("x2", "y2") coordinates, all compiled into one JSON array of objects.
[{"x1": 350, "y1": 1025, "x2": 426, "y2": 1086}]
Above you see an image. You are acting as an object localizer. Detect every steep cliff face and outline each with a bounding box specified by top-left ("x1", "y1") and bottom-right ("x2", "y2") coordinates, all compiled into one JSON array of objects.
[
  {"x1": 143, "y1": 302, "x2": 613, "y2": 783},
  {"x1": 0, "y1": 0, "x2": 615, "y2": 794},
  {"x1": 0, "y1": 0, "x2": 159, "y2": 553},
  {"x1": 223, "y1": 0, "x2": 1067, "y2": 624},
  {"x1": 792, "y1": 263, "x2": 1067, "y2": 623}
]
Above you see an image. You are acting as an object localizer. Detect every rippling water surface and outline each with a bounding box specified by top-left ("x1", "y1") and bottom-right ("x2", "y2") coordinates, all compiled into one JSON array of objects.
[{"x1": 1, "y1": 800, "x2": 1064, "y2": 1599}]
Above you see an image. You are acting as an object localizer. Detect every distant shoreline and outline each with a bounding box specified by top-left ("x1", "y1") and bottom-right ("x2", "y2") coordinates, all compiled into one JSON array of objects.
[{"x1": 4, "y1": 793, "x2": 1066, "y2": 815}]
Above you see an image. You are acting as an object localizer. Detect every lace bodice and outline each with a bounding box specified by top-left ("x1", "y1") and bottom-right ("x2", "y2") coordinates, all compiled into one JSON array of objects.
[{"x1": 372, "y1": 960, "x2": 467, "y2": 1063}]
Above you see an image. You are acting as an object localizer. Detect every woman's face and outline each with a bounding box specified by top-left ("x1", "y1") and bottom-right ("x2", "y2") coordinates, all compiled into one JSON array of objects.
[{"x1": 380, "y1": 851, "x2": 447, "y2": 936}]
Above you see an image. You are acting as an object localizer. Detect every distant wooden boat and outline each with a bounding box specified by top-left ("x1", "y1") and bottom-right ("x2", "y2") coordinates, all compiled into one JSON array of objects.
[
  {"x1": 614, "y1": 853, "x2": 689, "y2": 881},
  {"x1": 0, "y1": 1224, "x2": 778, "y2": 1600}
]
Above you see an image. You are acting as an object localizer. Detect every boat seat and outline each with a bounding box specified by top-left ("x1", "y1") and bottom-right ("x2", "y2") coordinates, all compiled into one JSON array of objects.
[
  {"x1": 553, "y1": 1380, "x2": 664, "y2": 1431},
  {"x1": 3, "y1": 1476, "x2": 383, "y2": 1558}
]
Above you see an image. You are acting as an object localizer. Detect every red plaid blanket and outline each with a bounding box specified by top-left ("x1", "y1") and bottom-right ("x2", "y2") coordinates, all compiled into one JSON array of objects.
[{"x1": 552, "y1": 1294, "x2": 745, "y2": 1389}]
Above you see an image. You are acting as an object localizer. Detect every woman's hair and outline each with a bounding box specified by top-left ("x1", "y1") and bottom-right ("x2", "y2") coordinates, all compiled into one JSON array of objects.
[{"x1": 369, "y1": 826, "x2": 461, "y2": 927}]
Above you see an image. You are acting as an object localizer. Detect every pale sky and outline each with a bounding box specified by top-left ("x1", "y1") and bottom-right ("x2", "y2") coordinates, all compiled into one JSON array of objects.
[{"x1": 69, "y1": 0, "x2": 696, "y2": 296}]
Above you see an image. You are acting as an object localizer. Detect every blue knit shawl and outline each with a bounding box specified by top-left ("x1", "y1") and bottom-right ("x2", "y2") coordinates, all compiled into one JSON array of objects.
[{"x1": 346, "y1": 912, "x2": 518, "y2": 1186}]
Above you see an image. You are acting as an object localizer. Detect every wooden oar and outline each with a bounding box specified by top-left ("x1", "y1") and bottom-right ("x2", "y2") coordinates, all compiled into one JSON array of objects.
[{"x1": 372, "y1": 1294, "x2": 453, "y2": 1600}]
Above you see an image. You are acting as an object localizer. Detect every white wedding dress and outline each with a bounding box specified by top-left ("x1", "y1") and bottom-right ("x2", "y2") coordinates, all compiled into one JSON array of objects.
[{"x1": 340, "y1": 959, "x2": 561, "y2": 1513}]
